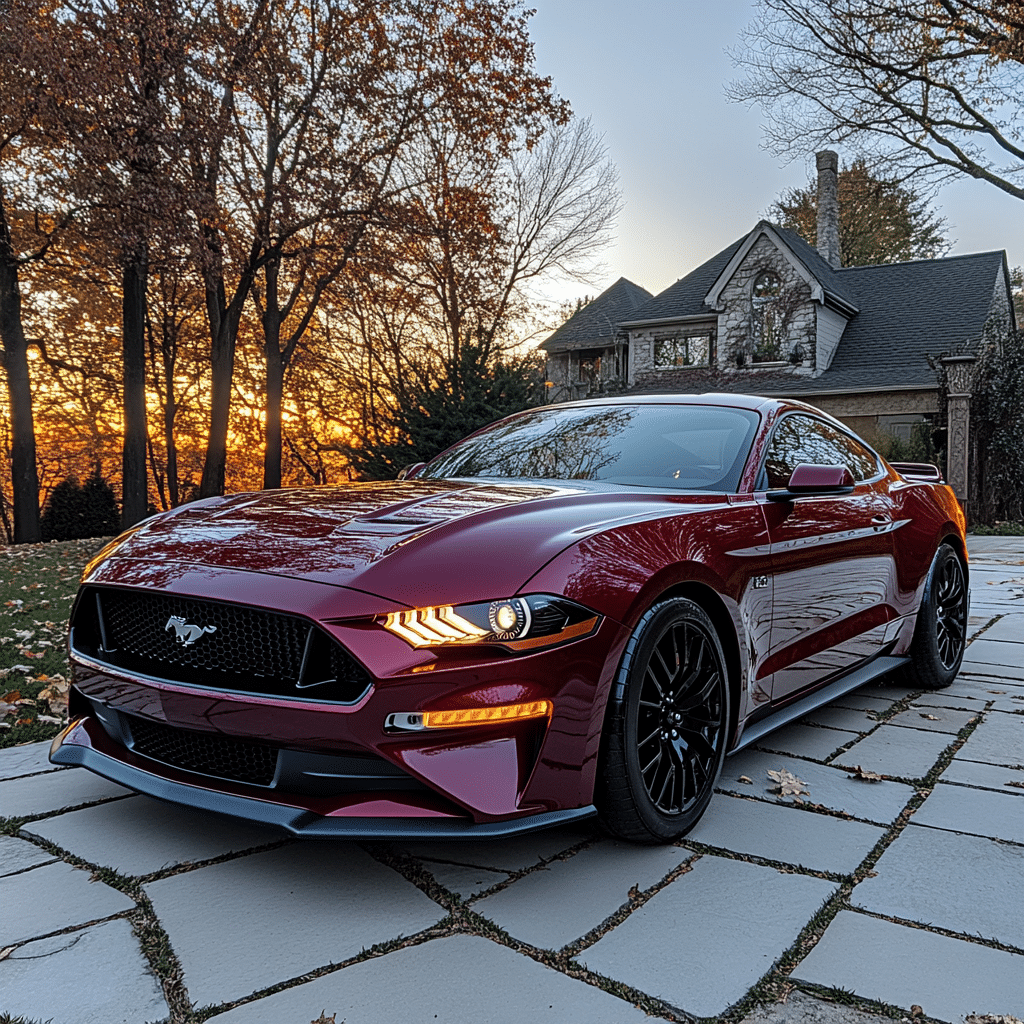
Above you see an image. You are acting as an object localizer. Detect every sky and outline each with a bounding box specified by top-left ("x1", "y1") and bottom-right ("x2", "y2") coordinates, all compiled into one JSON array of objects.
[{"x1": 527, "y1": 0, "x2": 1024, "y2": 303}]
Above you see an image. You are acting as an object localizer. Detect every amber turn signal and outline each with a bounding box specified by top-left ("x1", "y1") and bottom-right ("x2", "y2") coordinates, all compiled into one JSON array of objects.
[{"x1": 385, "y1": 700, "x2": 552, "y2": 732}]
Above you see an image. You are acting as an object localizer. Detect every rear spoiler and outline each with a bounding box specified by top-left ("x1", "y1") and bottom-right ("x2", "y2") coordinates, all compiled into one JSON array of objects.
[{"x1": 890, "y1": 462, "x2": 943, "y2": 483}]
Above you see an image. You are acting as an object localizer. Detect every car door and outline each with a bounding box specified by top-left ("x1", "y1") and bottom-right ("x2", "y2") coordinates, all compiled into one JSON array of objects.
[{"x1": 757, "y1": 414, "x2": 898, "y2": 703}]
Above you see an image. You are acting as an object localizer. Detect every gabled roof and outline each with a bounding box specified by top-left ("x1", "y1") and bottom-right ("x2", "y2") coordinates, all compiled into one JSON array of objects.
[
  {"x1": 542, "y1": 218, "x2": 1012, "y2": 397},
  {"x1": 619, "y1": 238, "x2": 745, "y2": 325},
  {"x1": 701, "y1": 221, "x2": 860, "y2": 315},
  {"x1": 626, "y1": 250, "x2": 1009, "y2": 397},
  {"x1": 540, "y1": 278, "x2": 653, "y2": 353}
]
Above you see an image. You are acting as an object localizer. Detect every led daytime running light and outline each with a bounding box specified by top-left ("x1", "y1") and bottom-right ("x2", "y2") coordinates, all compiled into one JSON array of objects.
[{"x1": 383, "y1": 606, "x2": 488, "y2": 648}]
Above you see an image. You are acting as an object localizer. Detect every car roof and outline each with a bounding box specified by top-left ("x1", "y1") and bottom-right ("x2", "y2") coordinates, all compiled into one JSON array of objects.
[{"x1": 541, "y1": 392, "x2": 778, "y2": 414}]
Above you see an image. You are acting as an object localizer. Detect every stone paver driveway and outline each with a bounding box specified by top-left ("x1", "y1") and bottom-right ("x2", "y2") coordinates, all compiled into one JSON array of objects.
[{"x1": 2, "y1": 537, "x2": 1022, "y2": 1023}]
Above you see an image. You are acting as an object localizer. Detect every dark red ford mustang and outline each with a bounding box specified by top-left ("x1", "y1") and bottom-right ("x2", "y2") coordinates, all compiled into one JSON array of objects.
[{"x1": 52, "y1": 394, "x2": 968, "y2": 843}]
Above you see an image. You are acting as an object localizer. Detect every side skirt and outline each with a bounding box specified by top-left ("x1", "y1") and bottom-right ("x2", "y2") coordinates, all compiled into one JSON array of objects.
[{"x1": 731, "y1": 654, "x2": 910, "y2": 754}]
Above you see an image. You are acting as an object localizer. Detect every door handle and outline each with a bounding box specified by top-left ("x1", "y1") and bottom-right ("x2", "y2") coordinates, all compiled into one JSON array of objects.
[{"x1": 871, "y1": 514, "x2": 891, "y2": 530}]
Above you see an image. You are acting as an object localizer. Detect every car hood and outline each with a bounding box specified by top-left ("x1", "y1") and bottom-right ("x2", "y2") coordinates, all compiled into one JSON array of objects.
[{"x1": 87, "y1": 480, "x2": 726, "y2": 607}]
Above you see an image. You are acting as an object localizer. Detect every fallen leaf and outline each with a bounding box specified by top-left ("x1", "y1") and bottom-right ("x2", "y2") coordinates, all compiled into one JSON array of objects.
[
  {"x1": 737, "y1": 775, "x2": 754, "y2": 785},
  {"x1": 766, "y1": 768, "x2": 809, "y2": 797},
  {"x1": 911, "y1": 1006, "x2": 923, "y2": 1019},
  {"x1": 36, "y1": 715, "x2": 63, "y2": 724},
  {"x1": 1, "y1": 690, "x2": 22, "y2": 703},
  {"x1": 920, "y1": 713, "x2": 940, "y2": 720},
  {"x1": 848, "y1": 765, "x2": 885, "y2": 782},
  {"x1": 1006, "y1": 781, "x2": 1024, "y2": 790},
  {"x1": 988, "y1": 690, "x2": 1006, "y2": 695},
  {"x1": 0, "y1": 946, "x2": 15, "y2": 962}
]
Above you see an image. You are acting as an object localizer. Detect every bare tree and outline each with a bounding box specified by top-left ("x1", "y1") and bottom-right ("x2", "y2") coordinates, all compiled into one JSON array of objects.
[
  {"x1": 730, "y1": 1, "x2": 1024, "y2": 201},
  {"x1": 333, "y1": 114, "x2": 620, "y2": 475}
]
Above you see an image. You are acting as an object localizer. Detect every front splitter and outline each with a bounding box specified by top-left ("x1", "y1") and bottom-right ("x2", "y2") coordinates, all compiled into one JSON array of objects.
[{"x1": 50, "y1": 726, "x2": 596, "y2": 840}]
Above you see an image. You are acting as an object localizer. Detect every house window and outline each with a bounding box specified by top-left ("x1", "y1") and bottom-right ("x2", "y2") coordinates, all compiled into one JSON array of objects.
[
  {"x1": 751, "y1": 271, "x2": 784, "y2": 363},
  {"x1": 654, "y1": 335, "x2": 709, "y2": 369}
]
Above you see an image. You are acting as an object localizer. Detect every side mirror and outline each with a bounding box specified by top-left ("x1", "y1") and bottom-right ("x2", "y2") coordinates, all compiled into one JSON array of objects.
[
  {"x1": 397, "y1": 462, "x2": 426, "y2": 481},
  {"x1": 767, "y1": 463, "x2": 854, "y2": 501}
]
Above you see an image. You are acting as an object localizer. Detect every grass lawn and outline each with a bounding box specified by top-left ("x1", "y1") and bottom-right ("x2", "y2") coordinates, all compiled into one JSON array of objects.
[{"x1": 0, "y1": 537, "x2": 111, "y2": 749}]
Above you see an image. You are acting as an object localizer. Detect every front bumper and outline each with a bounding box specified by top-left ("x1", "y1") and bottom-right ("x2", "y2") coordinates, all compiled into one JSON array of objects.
[
  {"x1": 62, "y1": 565, "x2": 628, "y2": 833},
  {"x1": 50, "y1": 717, "x2": 596, "y2": 839}
]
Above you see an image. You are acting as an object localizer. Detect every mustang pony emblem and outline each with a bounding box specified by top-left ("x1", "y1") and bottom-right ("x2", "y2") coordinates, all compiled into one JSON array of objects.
[{"x1": 165, "y1": 616, "x2": 217, "y2": 646}]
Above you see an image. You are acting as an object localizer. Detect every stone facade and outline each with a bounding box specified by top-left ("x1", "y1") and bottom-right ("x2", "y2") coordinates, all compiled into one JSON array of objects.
[
  {"x1": 941, "y1": 355, "x2": 978, "y2": 502},
  {"x1": 711, "y1": 235, "x2": 816, "y2": 371},
  {"x1": 628, "y1": 320, "x2": 716, "y2": 390}
]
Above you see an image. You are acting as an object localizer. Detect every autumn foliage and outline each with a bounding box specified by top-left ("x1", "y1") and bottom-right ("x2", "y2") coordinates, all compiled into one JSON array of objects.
[{"x1": 0, "y1": 0, "x2": 618, "y2": 542}]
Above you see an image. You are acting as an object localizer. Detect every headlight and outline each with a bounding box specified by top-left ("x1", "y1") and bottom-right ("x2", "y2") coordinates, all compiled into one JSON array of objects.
[{"x1": 380, "y1": 594, "x2": 599, "y2": 652}]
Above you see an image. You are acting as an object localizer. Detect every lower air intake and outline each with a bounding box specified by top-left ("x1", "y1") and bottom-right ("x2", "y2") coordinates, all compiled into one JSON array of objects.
[{"x1": 127, "y1": 715, "x2": 279, "y2": 787}]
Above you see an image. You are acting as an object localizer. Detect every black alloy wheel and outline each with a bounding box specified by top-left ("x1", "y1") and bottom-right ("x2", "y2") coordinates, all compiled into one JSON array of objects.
[
  {"x1": 934, "y1": 553, "x2": 968, "y2": 670},
  {"x1": 903, "y1": 544, "x2": 968, "y2": 690},
  {"x1": 598, "y1": 598, "x2": 730, "y2": 843}
]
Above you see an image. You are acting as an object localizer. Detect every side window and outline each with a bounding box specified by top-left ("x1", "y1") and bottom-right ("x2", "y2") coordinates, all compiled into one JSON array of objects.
[
  {"x1": 762, "y1": 415, "x2": 879, "y2": 488},
  {"x1": 829, "y1": 428, "x2": 880, "y2": 482}
]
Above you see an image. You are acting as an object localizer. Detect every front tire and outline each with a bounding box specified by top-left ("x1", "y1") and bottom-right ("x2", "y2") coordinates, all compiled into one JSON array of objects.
[
  {"x1": 598, "y1": 598, "x2": 730, "y2": 844},
  {"x1": 903, "y1": 543, "x2": 968, "y2": 689}
]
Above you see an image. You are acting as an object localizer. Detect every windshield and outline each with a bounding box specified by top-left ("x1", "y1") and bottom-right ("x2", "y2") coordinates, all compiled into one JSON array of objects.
[{"x1": 420, "y1": 403, "x2": 759, "y2": 492}]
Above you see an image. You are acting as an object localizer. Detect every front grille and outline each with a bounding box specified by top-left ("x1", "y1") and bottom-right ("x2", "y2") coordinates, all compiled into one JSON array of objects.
[
  {"x1": 128, "y1": 715, "x2": 279, "y2": 787},
  {"x1": 73, "y1": 587, "x2": 371, "y2": 704},
  {"x1": 103, "y1": 589, "x2": 307, "y2": 681}
]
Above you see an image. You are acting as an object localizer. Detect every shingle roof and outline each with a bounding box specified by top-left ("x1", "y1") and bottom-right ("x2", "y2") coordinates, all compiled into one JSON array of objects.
[
  {"x1": 539, "y1": 278, "x2": 653, "y2": 353},
  {"x1": 546, "y1": 220, "x2": 1009, "y2": 397},
  {"x1": 628, "y1": 250, "x2": 1006, "y2": 397},
  {"x1": 811, "y1": 251, "x2": 1007, "y2": 391},
  {"x1": 772, "y1": 224, "x2": 860, "y2": 310},
  {"x1": 620, "y1": 238, "x2": 746, "y2": 324}
]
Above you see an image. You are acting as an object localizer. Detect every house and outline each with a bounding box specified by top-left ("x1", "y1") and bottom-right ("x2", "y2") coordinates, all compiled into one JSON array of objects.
[
  {"x1": 541, "y1": 277, "x2": 652, "y2": 401},
  {"x1": 539, "y1": 152, "x2": 1017, "y2": 507}
]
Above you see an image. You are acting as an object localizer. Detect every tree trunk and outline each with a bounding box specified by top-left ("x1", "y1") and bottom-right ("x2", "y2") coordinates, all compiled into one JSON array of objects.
[
  {"x1": 121, "y1": 244, "x2": 149, "y2": 527},
  {"x1": 262, "y1": 257, "x2": 283, "y2": 490},
  {"x1": 198, "y1": 239, "x2": 256, "y2": 499},
  {"x1": 0, "y1": 196, "x2": 42, "y2": 543},
  {"x1": 199, "y1": 281, "x2": 235, "y2": 499},
  {"x1": 164, "y1": 377, "x2": 179, "y2": 507}
]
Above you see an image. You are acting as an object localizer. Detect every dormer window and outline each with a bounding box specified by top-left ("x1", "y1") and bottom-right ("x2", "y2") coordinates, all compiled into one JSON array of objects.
[
  {"x1": 654, "y1": 334, "x2": 710, "y2": 369},
  {"x1": 751, "y1": 271, "x2": 784, "y2": 363}
]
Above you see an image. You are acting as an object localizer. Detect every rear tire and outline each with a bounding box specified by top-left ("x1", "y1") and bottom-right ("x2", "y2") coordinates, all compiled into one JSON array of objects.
[
  {"x1": 597, "y1": 598, "x2": 730, "y2": 844},
  {"x1": 902, "y1": 544, "x2": 968, "y2": 690}
]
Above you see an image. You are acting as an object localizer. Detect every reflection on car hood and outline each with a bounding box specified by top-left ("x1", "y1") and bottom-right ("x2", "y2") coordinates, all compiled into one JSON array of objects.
[{"x1": 88, "y1": 479, "x2": 726, "y2": 606}]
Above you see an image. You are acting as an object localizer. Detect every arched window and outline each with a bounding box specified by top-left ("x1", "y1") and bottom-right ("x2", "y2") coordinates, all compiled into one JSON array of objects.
[{"x1": 751, "y1": 271, "x2": 783, "y2": 362}]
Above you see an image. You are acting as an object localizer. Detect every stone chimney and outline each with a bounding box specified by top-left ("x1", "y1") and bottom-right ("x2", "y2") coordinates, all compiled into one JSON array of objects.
[{"x1": 815, "y1": 150, "x2": 841, "y2": 268}]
